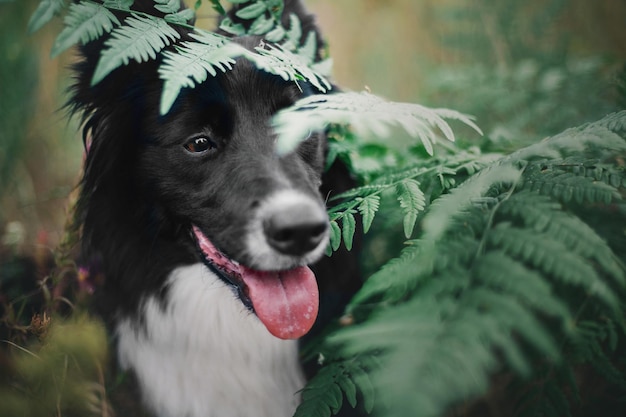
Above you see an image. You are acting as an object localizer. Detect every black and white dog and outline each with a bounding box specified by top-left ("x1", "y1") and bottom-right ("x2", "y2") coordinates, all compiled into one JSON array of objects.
[{"x1": 71, "y1": 1, "x2": 359, "y2": 416}]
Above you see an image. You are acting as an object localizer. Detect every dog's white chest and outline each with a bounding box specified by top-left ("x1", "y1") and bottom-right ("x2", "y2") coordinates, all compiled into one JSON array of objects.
[{"x1": 116, "y1": 263, "x2": 305, "y2": 417}]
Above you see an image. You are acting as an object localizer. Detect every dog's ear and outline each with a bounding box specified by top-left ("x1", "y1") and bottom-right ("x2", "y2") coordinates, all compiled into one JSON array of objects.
[{"x1": 219, "y1": 0, "x2": 326, "y2": 62}]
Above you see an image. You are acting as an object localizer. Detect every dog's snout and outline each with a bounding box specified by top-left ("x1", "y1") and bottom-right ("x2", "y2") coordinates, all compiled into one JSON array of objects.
[{"x1": 263, "y1": 200, "x2": 328, "y2": 257}]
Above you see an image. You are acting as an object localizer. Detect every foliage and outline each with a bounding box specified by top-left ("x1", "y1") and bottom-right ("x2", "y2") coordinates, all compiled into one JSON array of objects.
[
  {"x1": 296, "y1": 112, "x2": 626, "y2": 417},
  {"x1": 29, "y1": 0, "x2": 334, "y2": 115},
  {"x1": 272, "y1": 91, "x2": 482, "y2": 155},
  {"x1": 422, "y1": 0, "x2": 620, "y2": 150}
]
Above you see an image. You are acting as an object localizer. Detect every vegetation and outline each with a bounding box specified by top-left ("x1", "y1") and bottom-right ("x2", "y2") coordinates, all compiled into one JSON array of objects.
[{"x1": 1, "y1": 1, "x2": 624, "y2": 416}]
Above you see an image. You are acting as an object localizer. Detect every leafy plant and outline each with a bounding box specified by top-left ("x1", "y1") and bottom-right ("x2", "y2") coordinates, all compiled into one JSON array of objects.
[{"x1": 296, "y1": 112, "x2": 626, "y2": 417}]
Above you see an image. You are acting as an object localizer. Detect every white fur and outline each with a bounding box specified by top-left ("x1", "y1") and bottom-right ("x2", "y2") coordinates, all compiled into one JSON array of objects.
[
  {"x1": 116, "y1": 263, "x2": 305, "y2": 417},
  {"x1": 245, "y1": 189, "x2": 329, "y2": 270}
]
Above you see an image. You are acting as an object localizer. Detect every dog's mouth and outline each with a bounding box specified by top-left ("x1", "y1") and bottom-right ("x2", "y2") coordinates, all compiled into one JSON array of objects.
[{"x1": 191, "y1": 225, "x2": 319, "y2": 340}]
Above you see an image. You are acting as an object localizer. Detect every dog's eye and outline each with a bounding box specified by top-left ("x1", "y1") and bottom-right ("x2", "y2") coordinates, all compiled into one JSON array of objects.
[{"x1": 184, "y1": 137, "x2": 217, "y2": 154}]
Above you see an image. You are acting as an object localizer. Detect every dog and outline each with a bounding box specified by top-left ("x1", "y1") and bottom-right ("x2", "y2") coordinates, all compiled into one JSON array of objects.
[{"x1": 70, "y1": 1, "x2": 360, "y2": 416}]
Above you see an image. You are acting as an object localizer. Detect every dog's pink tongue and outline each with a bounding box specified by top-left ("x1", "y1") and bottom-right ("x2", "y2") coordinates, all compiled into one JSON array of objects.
[
  {"x1": 240, "y1": 266, "x2": 319, "y2": 340},
  {"x1": 192, "y1": 226, "x2": 318, "y2": 340}
]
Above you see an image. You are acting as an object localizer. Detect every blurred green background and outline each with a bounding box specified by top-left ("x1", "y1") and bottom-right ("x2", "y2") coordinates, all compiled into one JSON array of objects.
[{"x1": 0, "y1": 0, "x2": 624, "y2": 258}]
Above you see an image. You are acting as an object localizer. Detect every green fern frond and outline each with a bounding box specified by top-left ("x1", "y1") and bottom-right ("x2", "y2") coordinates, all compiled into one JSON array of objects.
[
  {"x1": 499, "y1": 192, "x2": 625, "y2": 286},
  {"x1": 91, "y1": 14, "x2": 180, "y2": 86},
  {"x1": 28, "y1": 0, "x2": 66, "y2": 34},
  {"x1": 357, "y1": 195, "x2": 380, "y2": 234},
  {"x1": 51, "y1": 1, "x2": 120, "y2": 58},
  {"x1": 347, "y1": 240, "x2": 434, "y2": 308},
  {"x1": 218, "y1": 0, "x2": 284, "y2": 37},
  {"x1": 246, "y1": 42, "x2": 331, "y2": 93},
  {"x1": 489, "y1": 224, "x2": 620, "y2": 313},
  {"x1": 158, "y1": 31, "x2": 246, "y2": 115},
  {"x1": 103, "y1": 0, "x2": 133, "y2": 9},
  {"x1": 154, "y1": 0, "x2": 180, "y2": 14},
  {"x1": 328, "y1": 221, "x2": 341, "y2": 253},
  {"x1": 311, "y1": 112, "x2": 626, "y2": 417},
  {"x1": 396, "y1": 179, "x2": 426, "y2": 238},
  {"x1": 341, "y1": 211, "x2": 357, "y2": 251},
  {"x1": 596, "y1": 110, "x2": 626, "y2": 136},
  {"x1": 423, "y1": 162, "x2": 521, "y2": 240},
  {"x1": 164, "y1": 8, "x2": 195, "y2": 24},
  {"x1": 294, "y1": 358, "x2": 377, "y2": 417},
  {"x1": 522, "y1": 166, "x2": 620, "y2": 204},
  {"x1": 273, "y1": 92, "x2": 483, "y2": 156},
  {"x1": 568, "y1": 320, "x2": 626, "y2": 390},
  {"x1": 512, "y1": 111, "x2": 626, "y2": 161},
  {"x1": 208, "y1": 0, "x2": 226, "y2": 15},
  {"x1": 474, "y1": 250, "x2": 571, "y2": 323},
  {"x1": 235, "y1": 1, "x2": 267, "y2": 20}
]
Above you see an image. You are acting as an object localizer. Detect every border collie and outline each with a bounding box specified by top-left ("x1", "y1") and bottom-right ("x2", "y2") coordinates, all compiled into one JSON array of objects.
[{"x1": 70, "y1": 1, "x2": 359, "y2": 416}]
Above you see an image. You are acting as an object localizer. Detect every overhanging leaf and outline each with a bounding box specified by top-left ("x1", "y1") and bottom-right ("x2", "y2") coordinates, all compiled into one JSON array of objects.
[
  {"x1": 273, "y1": 92, "x2": 483, "y2": 156},
  {"x1": 28, "y1": 0, "x2": 66, "y2": 34},
  {"x1": 357, "y1": 195, "x2": 380, "y2": 234},
  {"x1": 51, "y1": 1, "x2": 120, "y2": 58},
  {"x1": 342, "y1": 211, "x2": 357, "y2": 251},
  {"x1": 235, "y1": 1, "x2": 267, "y2": 19},
  {"x1": 92, "y1": 14, "x2": 180, "y2": 86},
  {"x1": 154, "y1": 0, "x2": 180, "y2": 14},
  {"x1": 396, "y1": 179, "x2": 426, "y2": 238},
  {"x1": 158, "y1": 31, "x2": 247, "y2": 115}
]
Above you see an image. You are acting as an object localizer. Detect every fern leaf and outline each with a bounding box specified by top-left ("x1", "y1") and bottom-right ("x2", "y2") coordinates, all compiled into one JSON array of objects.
[
  {"x1": 293, "y1": 363, "x2": 344, "y2": 417},
  {"x1": 350, "y1": 364, "x2": 376, "y2": 413},
  {"x1": 273, "y1": 91, "x2": 482, "y2": 156},
  {"x1": 329, "y1": 220, "x2": 341, "y2": 252},
  {"x1": 103, "y1": 0, "x2": 133, "y2": 9},
  {"x1": 489, "y1": 225, "x2": 620, "y2": 313},
  {"x1": 153, "y1": 0, "x2": 180, "y2": 14},
  {"x1": 499, "y1": 192, "x2": 625, "y2": 286},
  {"x1": 423, "y1": 163, "x2": 521, "y2": 241},
  {"x1": 164, "y1": 9, "x2": 195, "y2": 24},
  {"x1": 336, "y1": 372, "x2": 357, "y2": 409},
  {"x1": 522, "y1": 168, "x2": 620, "y2": 205},
  {"x1": 396, "y1": 179, "x2": 425, "y2": 238},
  {"x1": 249, "y1": 13, "x2": 275, "y2": 35},
  {"x1": 474, "y1": 250, "x2": 571, "y2": 322},
  {"x1": 92, "y1": 14, "x2": 180, "y2": 86},
  {"x1": 218, "y1": 16, "x2": 246, "y2": 36},
  {"x1": 348, "y1": 240, "x2": 435, "y2": 309},
  {"x1": 342, "y1": 211, "x2": 356, "y2": 251},
  {"x1": 245, "y1": 43, "x2": 331, "y2": 96},
  {"x1": 357, "y1": 195, "x2": 380, "y2": 234},
  {"x1": 294, "y1": 359, "x2": 376, "y2": 417},
  {"x1": 158, "y1": 31, "x2": 246, "y2": 115},
  {"x1": 299, "y1": 30, "x2": 318, "y2": 64},
  {"x1": 208, "y1": 0, "x2": 226, "y2": 15},
  {"x1": 265, "y1": 24, "x2": 286, "y2": 43},
  {"x1": 285, "y1": 13, "x2": 302, "y2": 48},
  {"x1": 330, "y1": 183, "x2": 388, "y2": 201},
  {"x1": 51, "y1": 1, "x2": 120, "y2": 58},
  {"x1": 466, "y1": 288, "x2": 561, "y2": 361},
  {"x1": 511, "y1": 111, "x2": 626, "y2": 161},
  {"x1": 235, "y1": 1, "x2": 267, "y2": 19},
  {"x1": 28, "y1": 0, "x2": 66, "y2": 34}
]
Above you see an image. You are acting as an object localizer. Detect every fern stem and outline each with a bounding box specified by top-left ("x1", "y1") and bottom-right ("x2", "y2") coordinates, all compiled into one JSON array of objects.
[{"x1": 473, "y1": 162, "x2": 527, "y2": 261}]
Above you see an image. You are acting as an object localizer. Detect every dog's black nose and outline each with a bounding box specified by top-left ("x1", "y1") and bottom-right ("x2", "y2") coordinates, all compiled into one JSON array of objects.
[{"x1": 264, "y1": 202, "x2": 328, "y2": 256}]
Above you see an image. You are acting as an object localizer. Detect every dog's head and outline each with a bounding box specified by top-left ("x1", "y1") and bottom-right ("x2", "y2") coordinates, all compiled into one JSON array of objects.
[{"x1": 73, "y1": 0, "x2": 331, "y2": 339}]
